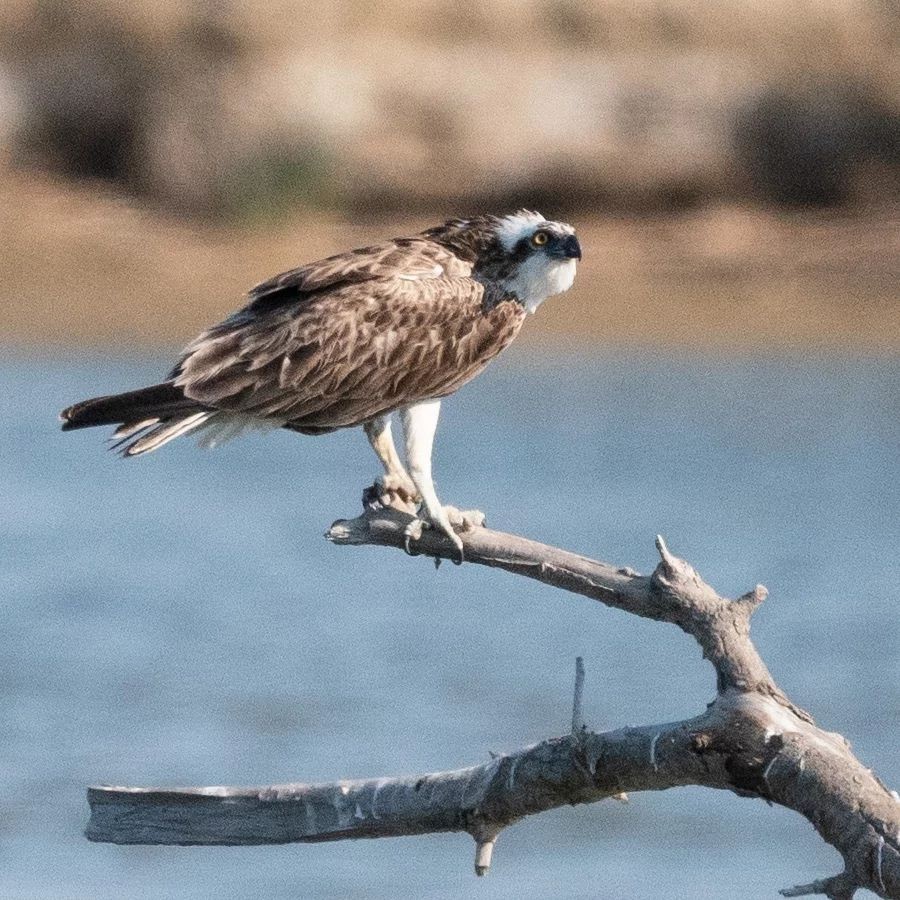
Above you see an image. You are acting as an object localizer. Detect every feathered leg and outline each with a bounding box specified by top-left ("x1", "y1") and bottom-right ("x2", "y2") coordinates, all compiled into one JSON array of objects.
[
  {"x1": 400, "y1": 400, "x2": 484, "y2": 562},
  {"x1": 363, "y1": 416, "x2": 418, "y2": 503}
]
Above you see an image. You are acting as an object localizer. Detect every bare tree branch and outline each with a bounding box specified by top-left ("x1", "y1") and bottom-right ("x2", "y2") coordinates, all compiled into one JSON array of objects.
[
  {"x1": 327, "y1": 507, "x2": 795, "y2": 707},
  {"x1": 780, "y1": 873, "x2": 859, "y2": 900},
  {"x1": 86, "y1": 503, "x2": 900, "y2": 898},
  {"x1": 570, "y1": 656, "x2": 585, "y2": 735}
]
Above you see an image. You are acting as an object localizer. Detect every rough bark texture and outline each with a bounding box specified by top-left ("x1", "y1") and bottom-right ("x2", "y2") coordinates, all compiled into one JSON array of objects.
[{"x1": 86, "y1": 503, "x2": 899, "y2": 899}]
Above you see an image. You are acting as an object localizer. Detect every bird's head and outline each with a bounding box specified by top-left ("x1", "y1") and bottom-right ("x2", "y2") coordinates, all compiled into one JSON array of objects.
[
  {"x1": 425, "y1": 210, "x2": 581, "y2": 313},
  {"x1": 490, "y1": 211, "x2": 581, "y2": 312}
]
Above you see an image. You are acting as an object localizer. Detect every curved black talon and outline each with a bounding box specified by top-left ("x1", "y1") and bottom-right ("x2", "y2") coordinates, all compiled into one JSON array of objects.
[{"x1": 452, "y1": 543, "x2": 464, "y2": 566}]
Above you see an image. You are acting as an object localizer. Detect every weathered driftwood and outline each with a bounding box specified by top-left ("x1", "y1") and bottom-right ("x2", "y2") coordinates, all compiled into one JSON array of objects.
[{"x1": 87, "y1": 503, "x2": 899, "y2": 899}]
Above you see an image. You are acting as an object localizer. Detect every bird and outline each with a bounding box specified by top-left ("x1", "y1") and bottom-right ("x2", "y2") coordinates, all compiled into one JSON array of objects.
[{"x1": 60, "y1": 210, "x2": 581, "y2": 559}]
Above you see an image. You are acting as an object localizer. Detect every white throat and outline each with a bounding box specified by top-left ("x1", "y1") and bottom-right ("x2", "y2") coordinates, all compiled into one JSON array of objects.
[{"x1": 504, "y1": 256, "x2": 577, "y2": 313}]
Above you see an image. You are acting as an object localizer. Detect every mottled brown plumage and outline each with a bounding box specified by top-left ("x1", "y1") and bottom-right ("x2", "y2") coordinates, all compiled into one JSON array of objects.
[{"x1": 170, "y1": 244, "x2": 524, "y2": 436}]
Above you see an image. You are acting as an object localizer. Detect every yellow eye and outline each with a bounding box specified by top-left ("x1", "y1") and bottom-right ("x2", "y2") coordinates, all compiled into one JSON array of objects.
[{"x1": 531, "y1": 231, "x2": 549, "y2": 247}]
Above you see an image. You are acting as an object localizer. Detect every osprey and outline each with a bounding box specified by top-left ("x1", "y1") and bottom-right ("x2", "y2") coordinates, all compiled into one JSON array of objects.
[{"x1": 61, "y1": 211, "x2": 581, "y2": 558}]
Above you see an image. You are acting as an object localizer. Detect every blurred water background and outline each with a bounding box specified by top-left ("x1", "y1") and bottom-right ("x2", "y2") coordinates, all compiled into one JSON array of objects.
[
  {"x1": 2, "y1": 352, "x2": 897, "y2": 899},
  {"x1": 1, "y1": 0, "x2": 898, "y2": 897}
]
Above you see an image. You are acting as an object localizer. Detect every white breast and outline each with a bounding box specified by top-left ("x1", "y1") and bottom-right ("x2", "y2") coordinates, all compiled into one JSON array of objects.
[{"x1": 504, "y1": 257, "x2": 577, "y2": 313}]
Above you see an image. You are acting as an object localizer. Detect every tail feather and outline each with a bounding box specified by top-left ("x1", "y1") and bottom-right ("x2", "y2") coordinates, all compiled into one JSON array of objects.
[
  {"x1": 107, "y1": 420, "x2": 159, "y2": 454},
  {"x1": 122, "y1": 412, "x2": 213, "y2": 457},
  {"x1": 112, "y1": 418, "x2": 161, "y2": 440},
  {"x1": 61, "y1": 381, "x2": 215, "y2": 456},
  {"x1": 60, "y1": 381, "x2": 278, "y2": 456},
  {"x1": 60, "y1": 383, "x2": 198, "y2": 431}
]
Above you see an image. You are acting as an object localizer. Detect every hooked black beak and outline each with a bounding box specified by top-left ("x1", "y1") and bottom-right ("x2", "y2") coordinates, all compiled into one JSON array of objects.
[{"x1": 560, "y1": 234, "x2": 582, "y2": 260}]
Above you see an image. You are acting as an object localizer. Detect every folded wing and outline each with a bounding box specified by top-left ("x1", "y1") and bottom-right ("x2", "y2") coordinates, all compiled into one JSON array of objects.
[{"x1": 173, "y1": 272, "x2": 524, "y2": 433}]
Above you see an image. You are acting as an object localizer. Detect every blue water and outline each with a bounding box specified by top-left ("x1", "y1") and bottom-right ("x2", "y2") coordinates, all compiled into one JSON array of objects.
[{"x1": 1, "y1": 350, "x2": 897, "y2": 899}]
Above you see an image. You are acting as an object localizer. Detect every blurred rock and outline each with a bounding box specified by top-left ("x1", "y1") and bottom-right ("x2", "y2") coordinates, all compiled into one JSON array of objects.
[
  {"x1": 734, "y1": 83, "x2": 900, "y2": 206},
  {"x1": 7, "y1": 3, "x2": 152, "y2": 184}
]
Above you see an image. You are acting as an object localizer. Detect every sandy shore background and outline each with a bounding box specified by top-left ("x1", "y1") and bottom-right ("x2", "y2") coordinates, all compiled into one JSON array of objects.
[{"x1": 4, "y1": 170, "x2": 897, "y2": 353}]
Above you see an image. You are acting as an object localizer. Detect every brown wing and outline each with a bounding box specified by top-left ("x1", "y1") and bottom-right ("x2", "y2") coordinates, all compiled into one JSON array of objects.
[
  {"x1": 171, "y1": 265, "x2": 525, "y2": 432},
  {"x1": 242, "y1": 237, "x2": 471, "y2": 313}
]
